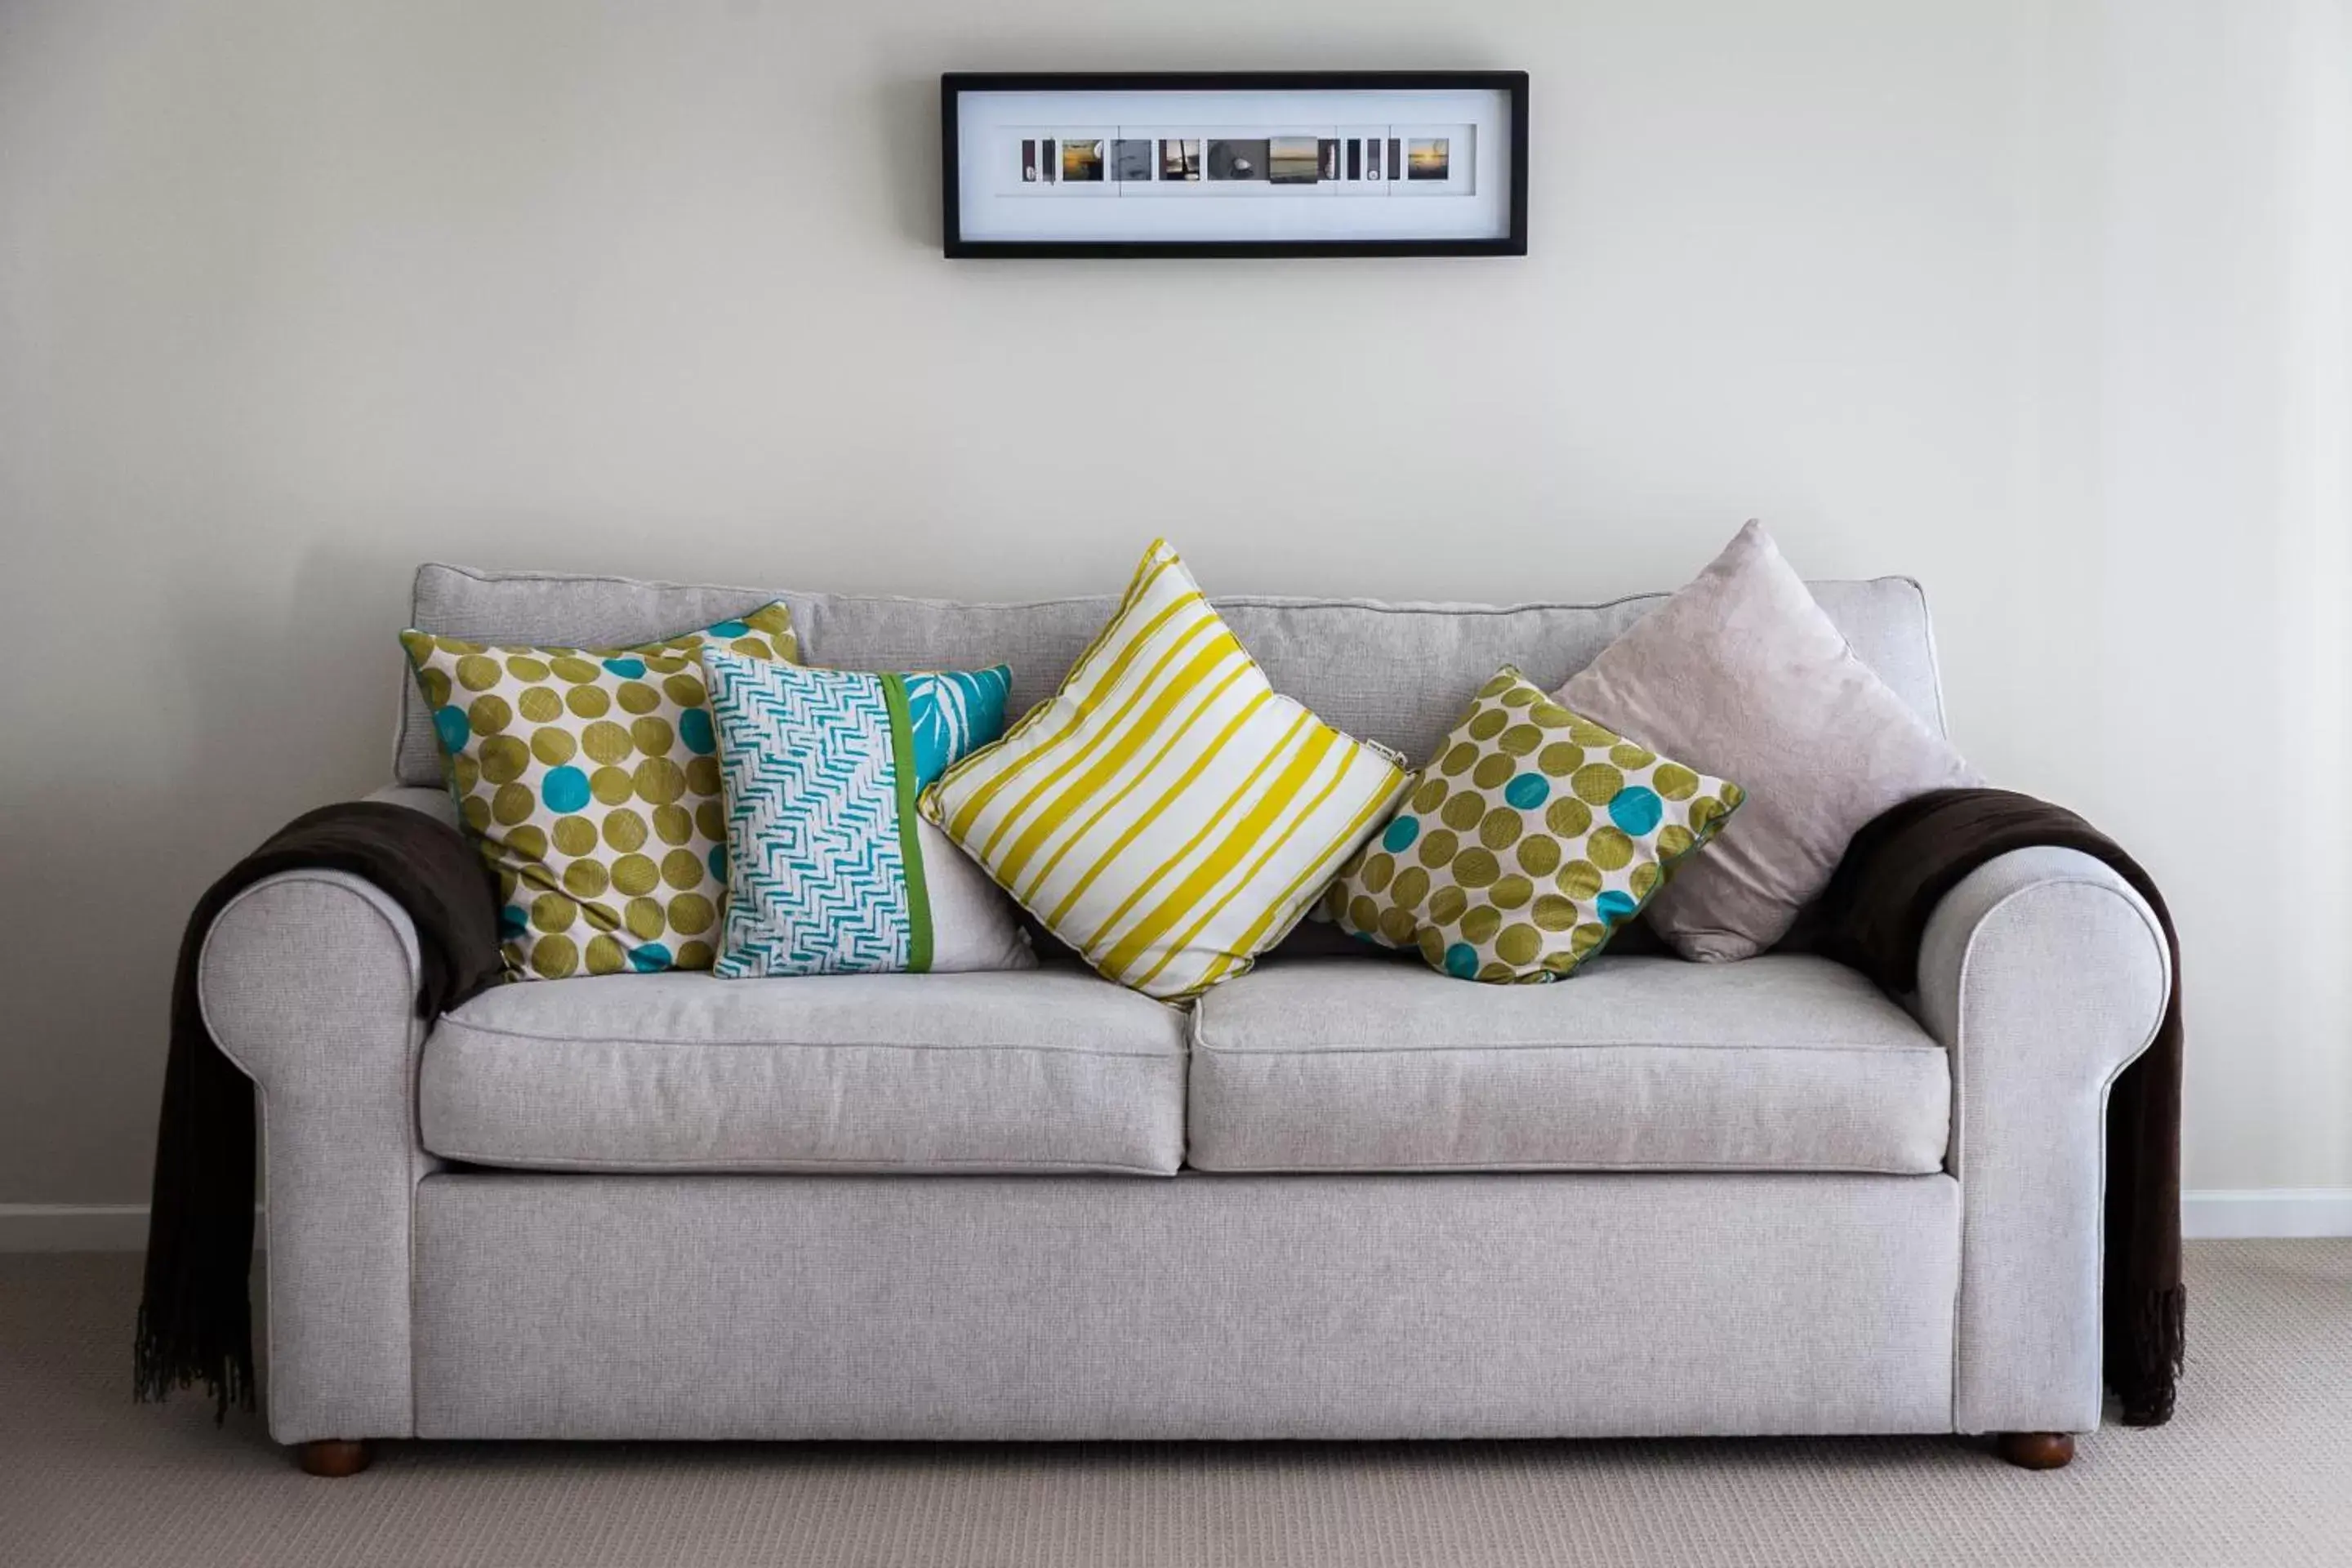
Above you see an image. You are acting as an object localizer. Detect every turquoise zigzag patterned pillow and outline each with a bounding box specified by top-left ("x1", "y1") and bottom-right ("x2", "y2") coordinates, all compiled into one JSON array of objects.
[{"x1": 702, "y1": 650, "x2": 1021, "y2": 978}]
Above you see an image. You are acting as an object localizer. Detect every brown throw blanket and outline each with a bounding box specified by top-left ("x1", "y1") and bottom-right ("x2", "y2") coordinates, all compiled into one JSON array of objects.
[
  {"x1": 136, "y1": 801, "x2": 503, "y2": 1420},
  {"x1": 1815, "y1": 787, "x2": 2184, "y2": 1426}
]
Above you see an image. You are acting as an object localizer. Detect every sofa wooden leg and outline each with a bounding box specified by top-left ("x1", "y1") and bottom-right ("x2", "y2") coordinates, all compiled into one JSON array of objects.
[
  {"x1": 1994, "y1": 1432, "x2": 2074, "y2": 1470},
  {"x1": 294, "y1": 1439, "x2": 372, "y2": 1477}
]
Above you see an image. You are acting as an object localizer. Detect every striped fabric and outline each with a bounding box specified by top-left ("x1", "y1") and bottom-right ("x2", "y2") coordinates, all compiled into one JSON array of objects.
[{"x1": 921, "y1": 540, "x2": 1409, "y2": 1000}]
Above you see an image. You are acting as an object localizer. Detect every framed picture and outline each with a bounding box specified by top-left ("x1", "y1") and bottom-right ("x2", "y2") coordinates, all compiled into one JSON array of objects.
[{"x1": 942, "y1": 71, "x2": 1529, "y2": 258}]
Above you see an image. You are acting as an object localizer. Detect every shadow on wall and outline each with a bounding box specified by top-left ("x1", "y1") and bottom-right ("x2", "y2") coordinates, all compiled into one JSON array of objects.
[{"x1": 0, "y1": 537, "x2": 421, "y2": 1202}]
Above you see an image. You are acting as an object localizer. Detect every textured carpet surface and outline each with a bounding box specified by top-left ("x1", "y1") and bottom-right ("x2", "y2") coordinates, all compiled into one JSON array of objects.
[{"x1": 2, "y1": 1241, "x2": 2346, "y2": 1567}]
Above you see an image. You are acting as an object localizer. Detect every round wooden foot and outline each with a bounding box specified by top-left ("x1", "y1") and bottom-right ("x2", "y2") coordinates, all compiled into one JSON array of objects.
[
  {"x1": 295, "y1": 1439, "x2": 372, "y2": 1477},
  {"x1": 1995, "y1": 1432, "x2": 2074, "y2": 1470}
]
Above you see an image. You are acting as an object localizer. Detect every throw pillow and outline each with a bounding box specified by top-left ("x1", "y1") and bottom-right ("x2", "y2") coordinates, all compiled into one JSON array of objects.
[
  {"x1": 702, "y1": 650, "x2": 1031, "y2": 977},
  {"x1": 920, "y1": 538, "x2": 1410, "y2": 1000},
  {"x1": 399, "y1": 604, "x2": 799, "y2": 978},
  {"x1": 1557, "y1": 520, "x2": 1980, "y2": 961},
  {"x1": 1325, "y1": 666, "x2": 1744, "y2": 982},
  {"x1": 901, "y1": 668, "x2": 1012, "y2": 789}
]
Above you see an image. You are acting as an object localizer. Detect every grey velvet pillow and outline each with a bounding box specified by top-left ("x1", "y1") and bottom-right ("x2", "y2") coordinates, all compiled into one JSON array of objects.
[{"x1": 1556, "y1": 521, "x2": 1978, "y2": 962}]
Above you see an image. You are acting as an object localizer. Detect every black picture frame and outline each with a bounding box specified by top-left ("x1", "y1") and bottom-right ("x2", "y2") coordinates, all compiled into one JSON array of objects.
[{"x1": 942, "y1": 70, "x2": 1530, "y2": 258}]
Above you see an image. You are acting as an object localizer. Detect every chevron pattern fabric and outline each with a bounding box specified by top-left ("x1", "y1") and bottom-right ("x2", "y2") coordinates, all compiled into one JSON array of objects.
[
  {"x1": 921, "y1": 539, "x2": 1411, "y2": 1001},
  {"x1": 705, "y1": 653, "x2": 917, "y2": 978}
]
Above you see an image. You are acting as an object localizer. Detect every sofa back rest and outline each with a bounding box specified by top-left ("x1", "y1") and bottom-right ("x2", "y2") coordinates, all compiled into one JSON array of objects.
[{"x1": 394, "y1": 564, "x2": 1949, "y2": 787}]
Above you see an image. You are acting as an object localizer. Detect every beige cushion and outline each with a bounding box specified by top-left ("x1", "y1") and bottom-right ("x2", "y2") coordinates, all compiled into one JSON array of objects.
[
  {"x1": 1188, "y1": 955, "x2": 1951, "y2": 1174},
  {"x1": 1557, "y1": 523, "x2": 1978, "y2": 960},
  {"x1": 419, "y1": 969, "x2": 1186, "y2": 1174}
]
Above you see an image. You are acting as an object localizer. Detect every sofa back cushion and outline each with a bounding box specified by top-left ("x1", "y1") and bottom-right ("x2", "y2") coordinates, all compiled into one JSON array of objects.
[{"x1": 395, "y1": 564, "x2": 1949, "y2": 791}]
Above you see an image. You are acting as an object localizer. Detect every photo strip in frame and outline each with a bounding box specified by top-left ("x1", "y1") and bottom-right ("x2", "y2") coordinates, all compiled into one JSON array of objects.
[{"x1": 943, "y1": 71, "x2": 1528, "y2": 256}]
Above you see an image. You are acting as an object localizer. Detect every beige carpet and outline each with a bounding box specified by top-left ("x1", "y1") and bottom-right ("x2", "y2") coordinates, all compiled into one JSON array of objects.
[{"x1": 3, "y1": 1241, "x2": 2346, "y2": 1568}]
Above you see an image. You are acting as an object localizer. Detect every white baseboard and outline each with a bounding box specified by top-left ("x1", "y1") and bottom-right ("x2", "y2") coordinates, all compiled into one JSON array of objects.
[
  {"x1": 7, "y1": 1190, "x2": 2349, "y2": 1251},
  {"x1": 2180, "y1": 1188, "x2": 2352, "y2": 1239}
]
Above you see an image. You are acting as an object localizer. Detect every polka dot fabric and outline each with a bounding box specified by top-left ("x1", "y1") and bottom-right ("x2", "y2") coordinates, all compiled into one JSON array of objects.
[
  {"x1": 399, "y1": 605, "x2": 798, "y2": 980},
  {"x1": 1323, "y1": 666, "x2": 1744, "y2": 984}
]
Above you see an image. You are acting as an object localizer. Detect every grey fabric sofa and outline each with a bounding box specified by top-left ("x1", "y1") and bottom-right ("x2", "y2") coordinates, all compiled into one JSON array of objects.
[{"x1": 198, "y1": 563, "x2": 2171, "y2": 1476}]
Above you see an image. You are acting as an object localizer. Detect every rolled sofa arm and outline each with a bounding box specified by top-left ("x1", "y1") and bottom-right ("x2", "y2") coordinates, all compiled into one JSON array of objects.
[
  {"x1": 195, "y1": 786, "x2": 457, "y2": 1442},
  {"x1": 1913, "y1": 844, "x2": 2172, "y2": 1435}
]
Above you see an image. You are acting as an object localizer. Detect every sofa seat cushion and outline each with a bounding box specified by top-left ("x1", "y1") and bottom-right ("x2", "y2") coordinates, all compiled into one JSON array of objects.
[
  {"x1": 1189, "y1": 956, "x2": 1949, "y2": 1174},
  {"x1": 420, "y1": 969, "x2": 1187, "y2": 1174}
]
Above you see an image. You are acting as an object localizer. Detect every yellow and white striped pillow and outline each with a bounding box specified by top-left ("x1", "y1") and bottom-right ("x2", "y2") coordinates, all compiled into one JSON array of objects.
[{"x1": 920, "y1": 540, "x2": 1409, "y2": 1000}]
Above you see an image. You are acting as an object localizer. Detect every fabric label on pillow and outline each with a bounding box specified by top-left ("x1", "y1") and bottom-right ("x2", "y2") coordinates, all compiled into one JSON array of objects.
[
  {"x1": 706, "y1": 650, "x2": 1029, "y2": 978},
  {"x1": 399, "y1": 604, "x2": 798, "y2": 979},
  {"x1": 1326, "y1": 666, "x2": 1744, "y2": 983}
]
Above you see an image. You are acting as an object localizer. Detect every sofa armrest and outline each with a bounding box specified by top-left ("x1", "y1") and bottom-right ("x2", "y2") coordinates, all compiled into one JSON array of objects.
[
  {"x1": 198, "y1": 853, "x2": 441, "y2": 1443},
  {"x1": 1913, "y1": 845, "x2": 2172, "y2": 1434}
]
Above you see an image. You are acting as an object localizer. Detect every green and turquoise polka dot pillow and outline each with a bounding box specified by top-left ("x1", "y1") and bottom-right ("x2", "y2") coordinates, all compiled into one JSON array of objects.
[
  {"x1": 399, "y1": 606, "x2": 799, "y2": 980},
  {"x1": 1323, "y1": 666, "x2": 1744, "y2": 984}
]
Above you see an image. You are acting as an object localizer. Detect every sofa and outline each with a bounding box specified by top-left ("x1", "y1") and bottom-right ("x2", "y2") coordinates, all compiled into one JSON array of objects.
[{"x1": 197, "y1": 562, "x2": 2171, "y2": 1476}]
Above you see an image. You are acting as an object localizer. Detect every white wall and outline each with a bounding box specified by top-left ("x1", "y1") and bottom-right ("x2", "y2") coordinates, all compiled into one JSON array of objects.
[{"x1": 2, "y1": 0, "x2": 2345, "y2": 1206}]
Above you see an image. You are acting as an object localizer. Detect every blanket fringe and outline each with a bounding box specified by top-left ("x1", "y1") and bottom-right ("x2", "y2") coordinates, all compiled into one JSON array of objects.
[
  {"x1": 134, "y1": 1296, "x2": 254, "y2": 1423},
  {"x1": 2109, "y1": 1284, "x2": 2186, "y2": 1427}
]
